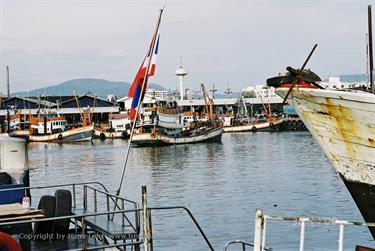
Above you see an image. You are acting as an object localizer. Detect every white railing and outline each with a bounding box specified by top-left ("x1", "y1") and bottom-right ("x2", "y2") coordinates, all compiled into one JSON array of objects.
[{"x1": 253, "y1": 208, "x2": 375, "y2": 251}]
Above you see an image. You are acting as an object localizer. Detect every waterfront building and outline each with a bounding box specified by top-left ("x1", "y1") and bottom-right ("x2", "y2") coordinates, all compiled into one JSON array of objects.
[
  {"x1": 145, "y1": 89, "x2": 169, "y2": 100},
  {"x1": 0, "y1": 94, "x2": 119, "y2": 125},
  {"x1": 320, "y1": 76, "x2": 369, "y2": 89},
  {"x1": 118, "y1": 91, "x2": 283, "y2": 117},
  {"x1": 242, "y1": 85, "x2": 279, "y2": 98}
]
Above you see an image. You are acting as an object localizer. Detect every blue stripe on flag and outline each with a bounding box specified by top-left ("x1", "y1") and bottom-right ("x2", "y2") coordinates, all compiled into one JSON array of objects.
[
  {"x1": 131, "y1": 84, "x2": 142, "y2": 109},
  {"x1": 154, "y1": 35, "x2": 160, "y2": 54}
]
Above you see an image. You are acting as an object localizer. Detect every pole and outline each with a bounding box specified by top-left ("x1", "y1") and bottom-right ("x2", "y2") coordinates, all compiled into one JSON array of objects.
[
  {"x1": 299, "y1": 219, "x2": 306, "y2": 251},
  {"x1": 142, "y1": 186, "x2": 150, "y2": 251},
  {"x1": 338, "y1": 224, "x2": 344, "y2": 251},
  {"x1": 254, "y1": 209, "x2": 263, "y2": 251},
  {"x1": 114, "y1": 8, "x2": 164, "y2": 207},
  {"x1": 6, "y1": 66, "x2": 10, "y2": 98},
  {"x1": 368, "y1": 5, "x2": 374, "y2": 93},
  {"x1": 366, "y1": 33, "x2": 369, "y2": 86}
]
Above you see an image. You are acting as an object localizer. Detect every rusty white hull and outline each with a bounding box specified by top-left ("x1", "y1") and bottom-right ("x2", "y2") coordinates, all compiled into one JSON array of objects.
[
  {"x1": 132, "y1": 133, "x2": 161, "y2": 146},
  {"x1": 8, "y1": 130, "x2": 30, "y2": 138},
  {"x1": 279, "y1": 87, "x2": 375, "y2": 237},
  {"x1": 28, "y1": 125, "x2": 94, "y2": 142},
  {"x1": 223, "y1": 119, "x2": 283, "y2": 132},
  {"x1": 93, "y1": 128, "x2": 128, "y2": 140}
]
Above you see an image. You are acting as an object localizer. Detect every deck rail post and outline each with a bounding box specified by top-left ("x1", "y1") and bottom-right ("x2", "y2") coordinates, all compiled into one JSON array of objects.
[
  {"x1": 72, "y1": 184, "x2": 76, "y2": 208},
  {"x1": 148, "y1": 208, "x2": 154, "y2": 251},
  {"x1": 94, "y1": 189, "x2": 97, "y2": 213},
  {"x1": 83, "y1": 185, "x2": 87, "y2": 210},
  {"x1": 261, "y1": 217, "x2": 268, "y2": 251},
  {"x1": 299, "y1": 218, "x2": 307, "y2": 251},
  {"x1": 121, "y1": 199, "x2": 125, "y2": 227},
  {"x1": 142, "y1": 186, "x2": 150, "y2": 251},
  {"x1": 338, "y1": 223, "x2": 345, "y2": 251},
  {"x1": 254, "y1": 209, "x2": 263, "y2": 251},
  {"x1": 106, "y1": 194, "x2": 110, "y2": 221},
  {"x1": 82, "y1": 216, "x2": 87, "y2": 250}
]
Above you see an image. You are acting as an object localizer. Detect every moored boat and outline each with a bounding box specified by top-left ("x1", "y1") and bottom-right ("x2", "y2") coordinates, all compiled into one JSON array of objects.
[
  {"x1": 93, "y1": 113, "x2": 131, "y2": 140},
  {"x1": 27, "y1": 116, "x2": 93, "y2": 142},
  {"x1": 268, "y1": 50, "x2": 375, "y2": 238},
  {"x1": 275, "y1": 83, "x2": 375, "y2": 237},
  {"x1": 132, "y1": 92, "x2": 224, "y2": 146},
  {"x1": 223, "y1": 117, "x2": 283, "y2": 132},
  {"x1": 28, "y1": 124, "x2": 93, "y2": 142}
]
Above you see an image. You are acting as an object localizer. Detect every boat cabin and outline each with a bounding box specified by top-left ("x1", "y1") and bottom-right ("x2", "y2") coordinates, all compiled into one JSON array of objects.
[{"x1": 30, "y1": 116, "x2": 67, "y2": 135}]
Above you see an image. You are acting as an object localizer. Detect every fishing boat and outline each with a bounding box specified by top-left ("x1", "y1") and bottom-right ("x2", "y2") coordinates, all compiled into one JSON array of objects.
[
  {"x1": 131, "y1": 107, "x2": 223, "y2": 146},
  {"x1": 222, "y1": 95, "x2": 283, "y2": 133},
  {"x1": 267, "y1": 6, "x2": 375, "y2": 237},
  {"x1": 223, "y1": 117, "x2": 283, "y2": 133},
  {"x1": 93, "y1": 114, "x2": 130, "y2": 140},
  {"x1": 131, "y1": 87, "x2": 224, "y2": 146},
  {"x1": 27, "y1": 115, "x2": 93, "y2": 142},
  {"x1": 3, "y1": 110, "x2": 31, "y2": 138},
  {"x1": 273, "y1": 80, "x2": 375, "y2": 238}
]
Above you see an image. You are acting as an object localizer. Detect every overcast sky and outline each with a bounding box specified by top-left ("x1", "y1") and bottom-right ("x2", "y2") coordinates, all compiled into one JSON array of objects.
[{"x1": 0, "y1": 0, "x2": 372, "y2": 94}]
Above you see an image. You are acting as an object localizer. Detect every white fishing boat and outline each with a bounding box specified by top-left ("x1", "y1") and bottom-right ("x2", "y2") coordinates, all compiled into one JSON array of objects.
[
  {"x1": 277, "y1": 86, "x2": 375, "y2": 236},
  {"x1": 93, "y1": 113, "x2": 131, "y2": 140},
  {"x1": 268, "y1": 24, "x2": 375, "y2": 237},
  {"x1": 221, "y1": 95, "x2": 283, "y2": 133},
  {"x1": 28, "y1": 116, "x2": 93, "y2": 142}
]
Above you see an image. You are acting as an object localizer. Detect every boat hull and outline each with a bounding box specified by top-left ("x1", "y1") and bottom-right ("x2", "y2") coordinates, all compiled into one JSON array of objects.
[
  {"x1": 28, "y1": 125, "x2": 94, "y2": 142},
  {"x1": 341, "y1": 175, "x2": 375, "y2": 237},
  {"x1": 132, "y1": 127, "x2": 223, "y2": 146},
  {"x1": 93, "y1": 128, "x2": 128, "y2": 140},
  {"x1": 8, "y1": 130, "x2": 30, "y2": 138},
  {"x1": 159, "y1": 127, "x2": 223, "y2": 144},
  {"x1": 131, "y1": 133, "x2": 163, "y2": 147},
  {"x1": 223, "y1": 119, "x2": 283, "y2": 132},
  {"x1": 281, "y1": 88, "x2": 375, "y2": 238}
]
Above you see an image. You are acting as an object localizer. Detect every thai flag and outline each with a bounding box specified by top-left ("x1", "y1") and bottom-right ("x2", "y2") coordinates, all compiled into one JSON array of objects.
[{"x1": 128, "y1": 33, "x2": 160, "y2": 120}]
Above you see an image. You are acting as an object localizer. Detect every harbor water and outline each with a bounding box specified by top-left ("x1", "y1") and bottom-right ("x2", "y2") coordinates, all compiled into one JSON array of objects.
[{"x1": 28, "y1": 131, "x2": 374, "y2": 250}]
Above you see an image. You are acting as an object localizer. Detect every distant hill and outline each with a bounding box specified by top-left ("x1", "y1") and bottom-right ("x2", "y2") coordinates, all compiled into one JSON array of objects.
[{"x1": 13, "y1": 78, "x2": 165, "y2": 98}]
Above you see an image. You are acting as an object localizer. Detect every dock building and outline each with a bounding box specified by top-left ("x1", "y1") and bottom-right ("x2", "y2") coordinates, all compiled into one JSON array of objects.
[{"x1": 0, "y1": 94, "x2": 119, "y2": 125}]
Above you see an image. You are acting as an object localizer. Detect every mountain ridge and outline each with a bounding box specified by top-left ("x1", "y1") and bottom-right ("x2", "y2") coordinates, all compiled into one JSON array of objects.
[{"x1": 13, "y1": 78, "x2": 165, "y2": 98}]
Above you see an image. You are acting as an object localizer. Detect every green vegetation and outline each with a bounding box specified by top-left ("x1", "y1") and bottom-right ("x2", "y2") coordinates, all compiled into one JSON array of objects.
[{"x1": 241, "y1": 90, "x2": 256, "y2": 98}]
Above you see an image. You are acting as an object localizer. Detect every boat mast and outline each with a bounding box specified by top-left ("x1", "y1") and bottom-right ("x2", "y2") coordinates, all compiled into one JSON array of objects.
[
  {"x1": 366, "y1": 33, "x2": 369, "y2": 86},
  {"x1": 73, "y1": 91, "x2": 84, "y2": 124},
  {"x1": 6, "y1": 66, "x2": 10, "y2": 97},
  {"x1": 241, "y1": 96, "x2": 249, "y2": 120},
  {"x1": 201, "y1": 83, "x2": 213, "y2": 125},
  {"x1": 368, "y1": 5, "x2": 374, "y2": 93}
]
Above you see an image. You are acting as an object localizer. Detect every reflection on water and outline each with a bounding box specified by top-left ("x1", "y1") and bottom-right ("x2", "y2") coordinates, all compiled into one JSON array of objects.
[{"x1": 28, "y1": 132, "x2": 374, "y2": 250}]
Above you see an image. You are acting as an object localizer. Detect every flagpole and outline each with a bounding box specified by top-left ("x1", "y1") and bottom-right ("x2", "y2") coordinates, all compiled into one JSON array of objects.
[{"x1": 114, "y1": 8, "x2": 164, "y2": 202}]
